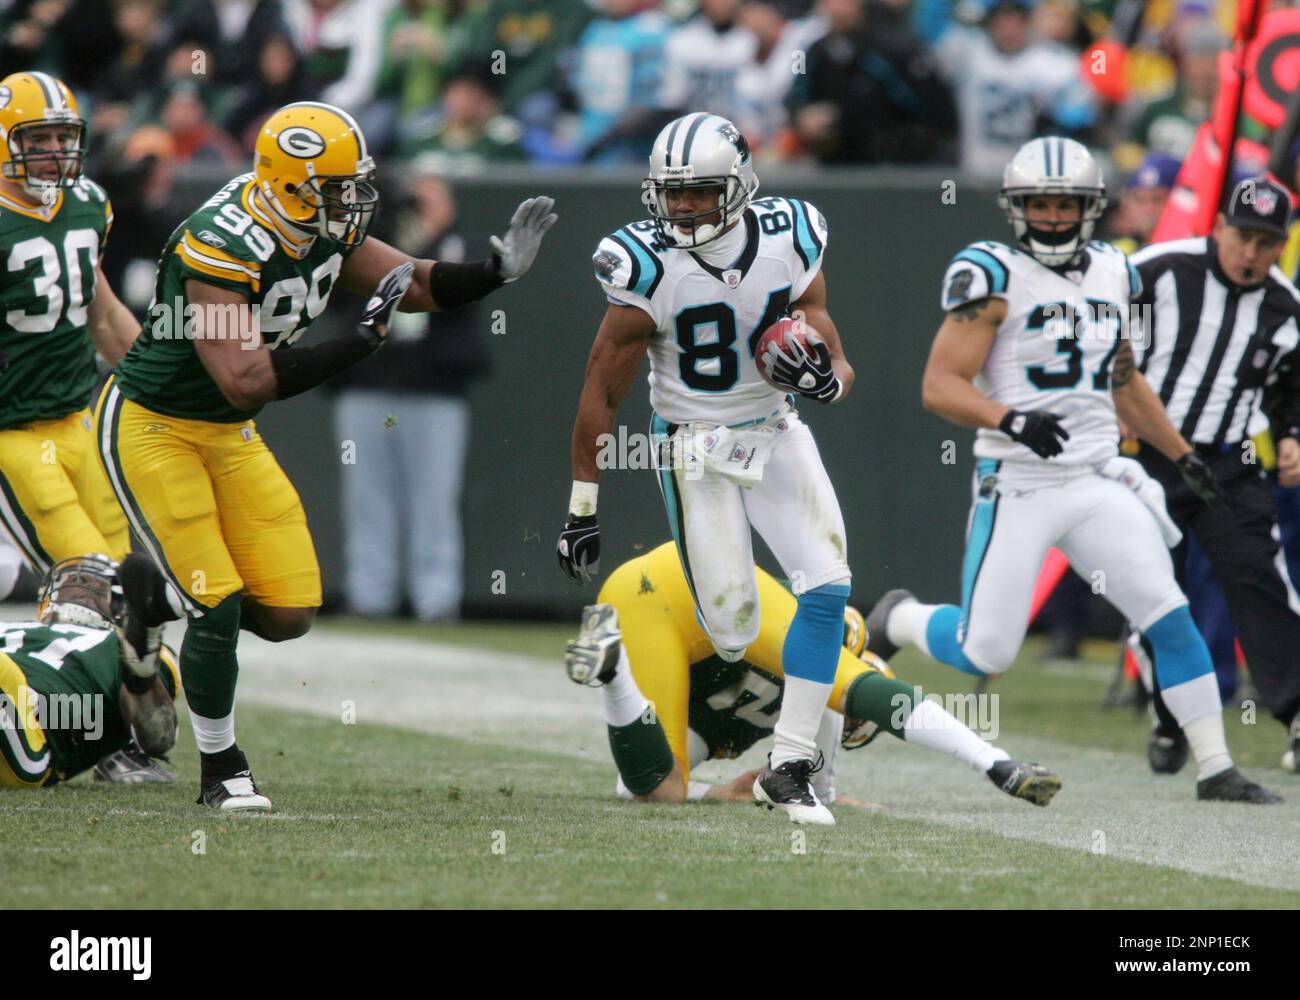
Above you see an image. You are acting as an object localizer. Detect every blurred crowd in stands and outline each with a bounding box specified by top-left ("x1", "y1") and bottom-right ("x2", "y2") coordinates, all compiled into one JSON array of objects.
[{"x1": 0, "y1": 0, "x2": 1261, "y2": 181}]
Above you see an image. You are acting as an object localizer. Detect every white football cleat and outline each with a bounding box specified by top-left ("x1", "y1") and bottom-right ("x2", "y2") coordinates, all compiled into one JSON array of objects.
[
  {"x1": 565, "y1": 603, "x2": 622, "y2": 686},
  {"x1": 200, "y1": 772, "x2": 272, "y2": 812},
  {"x1": 753, "y1": 755, "x2": 835, "y2": 826}
]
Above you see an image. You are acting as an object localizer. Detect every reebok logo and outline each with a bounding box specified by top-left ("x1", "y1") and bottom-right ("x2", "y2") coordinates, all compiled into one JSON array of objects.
[{"x1": 50, "y1": 931, "x2": 151, "y2": 980}]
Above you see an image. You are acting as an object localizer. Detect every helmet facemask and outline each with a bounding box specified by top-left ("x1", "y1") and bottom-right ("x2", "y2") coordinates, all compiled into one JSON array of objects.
[
  {"x1": 290, "y1": 157, "x2": 379, "y2": 246},
  {"x1": 1000, "y1": 189, "x2": 1107, "y2": 267},
  {"x1": 642, "y1": 171, "x2": 757, "y2": 249},
  {"x1": 37, "y1": 556, "x2": 123, "y2": 631},
  {"x1": 3, "y1": 116, "x2": 86, "y2": 200}
]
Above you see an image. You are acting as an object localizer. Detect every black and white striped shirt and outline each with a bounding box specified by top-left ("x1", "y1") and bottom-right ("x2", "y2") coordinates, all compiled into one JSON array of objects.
[{"x1": 1131, "y1": 236, "x2": 1300, "y2": 447}]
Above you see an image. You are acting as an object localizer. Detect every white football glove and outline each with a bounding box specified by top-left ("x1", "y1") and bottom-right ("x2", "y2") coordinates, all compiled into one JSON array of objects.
[{"x1": 490, "y1": 196, "x2": 558, "y2": 283}]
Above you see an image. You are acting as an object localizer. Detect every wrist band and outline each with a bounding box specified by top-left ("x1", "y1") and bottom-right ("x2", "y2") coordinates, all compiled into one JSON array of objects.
[{"x1": 569, "y1": 480, "x2": 598, "y2": 517}]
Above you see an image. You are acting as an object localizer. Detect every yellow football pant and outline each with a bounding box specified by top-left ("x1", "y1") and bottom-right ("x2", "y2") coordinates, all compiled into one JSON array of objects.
[
  {"x1": 95, "y1": 378, "x2": 321, "y2": 614},
  {"x1": 598, "y1": 542, "x2": 876, "y2": 782},
  {"x1": 0, "y1": 408, "x2": 128, "y2": 572},
  {"x1": 0, "y1": 653, "x2": 52, "y2": 788}
]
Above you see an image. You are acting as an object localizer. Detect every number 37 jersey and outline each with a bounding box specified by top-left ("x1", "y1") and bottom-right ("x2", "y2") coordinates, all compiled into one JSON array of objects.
[
  {"x1": 593, "y1": 196, "x2": 828, "y2": 426},
  {"x1": 940, "y1": 239, "x2": 1140, "y2": 466},
  {"x1": 113, "y1": 173, "x2": 357, "y2": 424}
]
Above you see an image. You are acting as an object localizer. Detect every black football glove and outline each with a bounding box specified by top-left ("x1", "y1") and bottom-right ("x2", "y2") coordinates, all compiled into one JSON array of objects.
[
  {"x1": 761, "y1": 335, "x2": 841, "y2": 402},
  {"x1": 1177, "y1": 452, "x2": 1232, "y2": 513},
  {"x1": 557, "y1": 514, "x2": 600, "y2": 584},
  {"x1": 356, "y1": 261, "x2": 415, "y2": 350},
  {"x1": 999, "y1": 408, "x2": 1070, "y2": 459}
]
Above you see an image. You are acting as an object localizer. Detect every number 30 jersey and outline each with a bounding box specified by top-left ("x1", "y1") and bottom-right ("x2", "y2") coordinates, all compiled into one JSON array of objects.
[
  {"x1": 593, "y1": 196, "x2": 828, "y2": 426},
  {"x1": 113, "y1": 173, "x2": 356, "y2": 423},
  {"x1": 940, "y1": 239, "x2": 1140, "y2": 467},
  {"x1": 0, "y1": 179, "x2": 112, "y2": 428}
]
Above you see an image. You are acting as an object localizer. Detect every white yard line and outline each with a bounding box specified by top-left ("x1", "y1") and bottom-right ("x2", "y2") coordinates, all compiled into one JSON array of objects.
[{"x1": 222, "y1": 628, "x2": 1300, "y2": 894}]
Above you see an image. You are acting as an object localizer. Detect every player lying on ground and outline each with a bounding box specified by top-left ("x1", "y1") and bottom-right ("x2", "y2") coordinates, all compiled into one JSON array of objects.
[
  {"x1": 0, "y1": 553, "x2": 179, "y2": 788},
  {"x1": 564, "y1": 542, "x2": 1061, "y2": 807},
  {"x1": 0, "y1": 71, "x2": 165, "y2": 782},
  {"x1": 96, "y1": 101, "x2": 557, "y2": 811},
  {"x1": 864, "y1": 137, "x2": 1278, "y2": 804}
]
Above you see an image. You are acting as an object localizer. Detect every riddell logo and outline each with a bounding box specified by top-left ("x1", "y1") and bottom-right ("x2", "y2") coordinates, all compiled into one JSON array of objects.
[{"x1": 49, "y1": 932, "x2": 151, "y2": 980}]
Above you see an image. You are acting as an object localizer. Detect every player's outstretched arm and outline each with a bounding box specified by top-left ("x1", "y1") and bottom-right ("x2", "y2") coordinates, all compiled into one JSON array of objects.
[
  {"x1": 921, "y1": 297, "x2": 1009, "y2": 428},
  {"x1": 87, "y1": 266, "x2": 140, "y2": 367},
  {"x1": 340, "y1": 196, "x2": 558, "y2": 313},
  {"x1": 1110, "y1": 339, "x2": 1232, "y2": 509},
  {"x1": 556, "y1": 304, "x2": 654, "y2": 584},
  {"x1": 791, "y1": 270, "x2": 854, "y2": 399}
]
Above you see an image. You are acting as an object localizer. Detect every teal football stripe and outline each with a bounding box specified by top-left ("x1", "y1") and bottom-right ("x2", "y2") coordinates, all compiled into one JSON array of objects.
[
  {"x1": 650, "y1": 414, "x2": 702, "y2": 612},
  {"x1": 788, "y1": 198, "x2": 820, "y2": 268},
  {"x1": 1127, "y1": 259, "x2": 1141, "y2": 297},
  {"x1": 618, "y1": 229, "x2": 662, "y2": 299},
  {"x1": 960, "y1": 459, "x2": 1001, "y2": 615},
  {"x1": 953, "y1": 248, "x2": 1008, "y2": 293}
]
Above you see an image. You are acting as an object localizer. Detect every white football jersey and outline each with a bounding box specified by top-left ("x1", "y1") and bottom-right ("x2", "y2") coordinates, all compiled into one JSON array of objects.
[
  {"x1": 593, "y1": 196, "x2": 828, "y2": 426},
  {"x1": 939, "y1": 239, "x2": 1141, "y2": 466}
]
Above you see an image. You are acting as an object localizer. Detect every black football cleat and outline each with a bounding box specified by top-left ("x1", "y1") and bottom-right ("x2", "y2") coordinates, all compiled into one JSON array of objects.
[
  {"x1": 864, "y1": 589, "x2": 915, "y2": 662},
  {"x1": 1148, "y1": 727, "x2": 1189, "y2": 775},
  {"x1": 987, "y1": 758, "x2": 1061, "y2": 806},
  {"x1": 753, "y1": 754, "x2": 834, "y2": 825},
  {"x1": 1283, "y1": 711, "x2": 1300, "y2": 773},
  {"x1": 93, "y1": 739, "x2": 175, "y2": 784},
  {"x1": 1196, "y1": 767, "x2": 1282, "y2": 804},
  {"x1": 198, "y1": 746, "x2": 271, "y2": 812}
]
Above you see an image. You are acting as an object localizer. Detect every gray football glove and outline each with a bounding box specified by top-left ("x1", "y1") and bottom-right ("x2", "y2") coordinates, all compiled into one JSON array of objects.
[{"x1": 490, "y1": 196, "x2": 558, "y2": 283}]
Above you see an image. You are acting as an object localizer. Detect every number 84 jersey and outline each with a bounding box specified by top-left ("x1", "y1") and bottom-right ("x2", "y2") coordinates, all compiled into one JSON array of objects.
[
  {"x1": 113, "y1": 173, "x2": 358, "y2": 424},
  {"x1": 940, "y1": 239, "x2": 1140, "y2": 466},
  {"x1": 593, "y1": 196, "x2": 828, "y2": 426}
]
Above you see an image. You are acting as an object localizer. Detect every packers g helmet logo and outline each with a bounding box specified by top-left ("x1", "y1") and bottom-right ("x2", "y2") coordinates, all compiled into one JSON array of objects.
[
  {"x1": 0, "y1": 86, "x2": 10, "y2": 111},
  {"x1": 277, "y1": 125, "x2": 327, "y2": 159}
]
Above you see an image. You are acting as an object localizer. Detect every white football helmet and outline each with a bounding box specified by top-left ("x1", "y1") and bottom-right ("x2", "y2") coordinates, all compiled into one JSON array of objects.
[
  {"x1": 999, "y1": 137, "x2": 1107, "y2": 266},
  {"x1": 641, "y1": 112, "x2": 759, "y2": 248}
]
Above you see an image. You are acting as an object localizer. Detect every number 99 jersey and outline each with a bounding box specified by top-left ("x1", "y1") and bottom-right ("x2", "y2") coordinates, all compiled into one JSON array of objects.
[
  {"x1": 593, "y1": 195, "x2": 828, "y2": 426},
  {"x1": 940, "y1": 239, "x2": 1141, "y2": 467},
  {"x1": 112, "y1": 172, "x2": 358, "y2": 423}
]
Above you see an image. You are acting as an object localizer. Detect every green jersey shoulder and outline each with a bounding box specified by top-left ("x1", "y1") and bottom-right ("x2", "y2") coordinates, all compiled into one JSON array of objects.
[{"x1": 113, "y1": 173, "x2": 356, "y2": 423}]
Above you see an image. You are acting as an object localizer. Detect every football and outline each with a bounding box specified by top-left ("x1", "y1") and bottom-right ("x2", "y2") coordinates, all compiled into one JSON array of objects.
[{"x1": 754, "y1": 316, "x2": 824, "y2": 390}]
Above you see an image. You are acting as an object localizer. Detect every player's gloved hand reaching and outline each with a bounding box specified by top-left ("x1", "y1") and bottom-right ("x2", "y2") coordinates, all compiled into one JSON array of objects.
[
  {"x1": 999, "y1": 408, "x2": 1069, "y2": 459},
  {"x1": 1177, "y1": 451, "x2": 1232, "y2": 512},
  {"x1": 762, "y1": 334, "x2": 842, "y2": 402},
  {"x1": 557, "y1": 514, "x2": 600, "y2": 584},
  {"x1": 491, "y1": 196, "x2": 559, "y2": 283},
  {"x1": 357, "y1": 261, "x2": 415, "y2": 350}
]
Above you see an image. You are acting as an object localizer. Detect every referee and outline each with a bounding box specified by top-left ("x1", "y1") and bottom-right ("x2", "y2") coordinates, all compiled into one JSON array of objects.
[{"x1": 1131, "y1": 176, "x2": 1300, "y2": 775}]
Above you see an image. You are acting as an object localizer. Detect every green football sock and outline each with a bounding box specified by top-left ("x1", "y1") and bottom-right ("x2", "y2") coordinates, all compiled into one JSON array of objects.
[
  {"x1": 607, "y1": 713, "x2": 675, "y2": 796},
  {"x1": 844, "y1": 671, "x2": 919, "y2": 740},
  {"x1": 180, "y1": 594, "x2": 242, "y2": 720}
]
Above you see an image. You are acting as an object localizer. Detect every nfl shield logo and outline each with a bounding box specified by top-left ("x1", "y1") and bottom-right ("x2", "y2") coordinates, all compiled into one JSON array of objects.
[
  {"x1": 723, "y1": 270, "x2": 741, "y2": 288},
  {"x1": 1253, "y1": 184, "x2": 1278, "y2": 216}
]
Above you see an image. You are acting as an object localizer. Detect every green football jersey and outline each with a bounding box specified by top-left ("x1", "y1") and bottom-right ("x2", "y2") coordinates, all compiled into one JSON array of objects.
[
  {"x1": 0, "y1": 179, "x2": 112, "y2": 428},
  {"x1": 687, "y1": 656, "x2": 784, "y2": 761},
  {"x1": 113, "y1": 173, "x2": 355, "y2": 423},
  {"x1": 0, "y1": 620, "x2": 176, "y2": 782}
]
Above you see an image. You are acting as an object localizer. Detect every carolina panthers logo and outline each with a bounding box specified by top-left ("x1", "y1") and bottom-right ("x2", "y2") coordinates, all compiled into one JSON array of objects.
[
  {"x1": 717, "y1": 121, "x2": 750, "y2": 163},
  {"x1": 0, "y1": 87, "x2": 10, "y2": 111},
  {"x1": 592, "y1": 250, "x2": 620, "y2": 282},
  {"x1": 946, "y1": 267, "x2": 975, "y2": 307},
  {"x1": 277, "y1": 125, "x2": 327, "y2": 159}
]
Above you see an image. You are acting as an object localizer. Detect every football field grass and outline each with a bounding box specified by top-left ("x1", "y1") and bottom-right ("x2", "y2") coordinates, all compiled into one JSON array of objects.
[{"x1": 2, "y1": 618, "x2": 1297, "y2": 909}]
